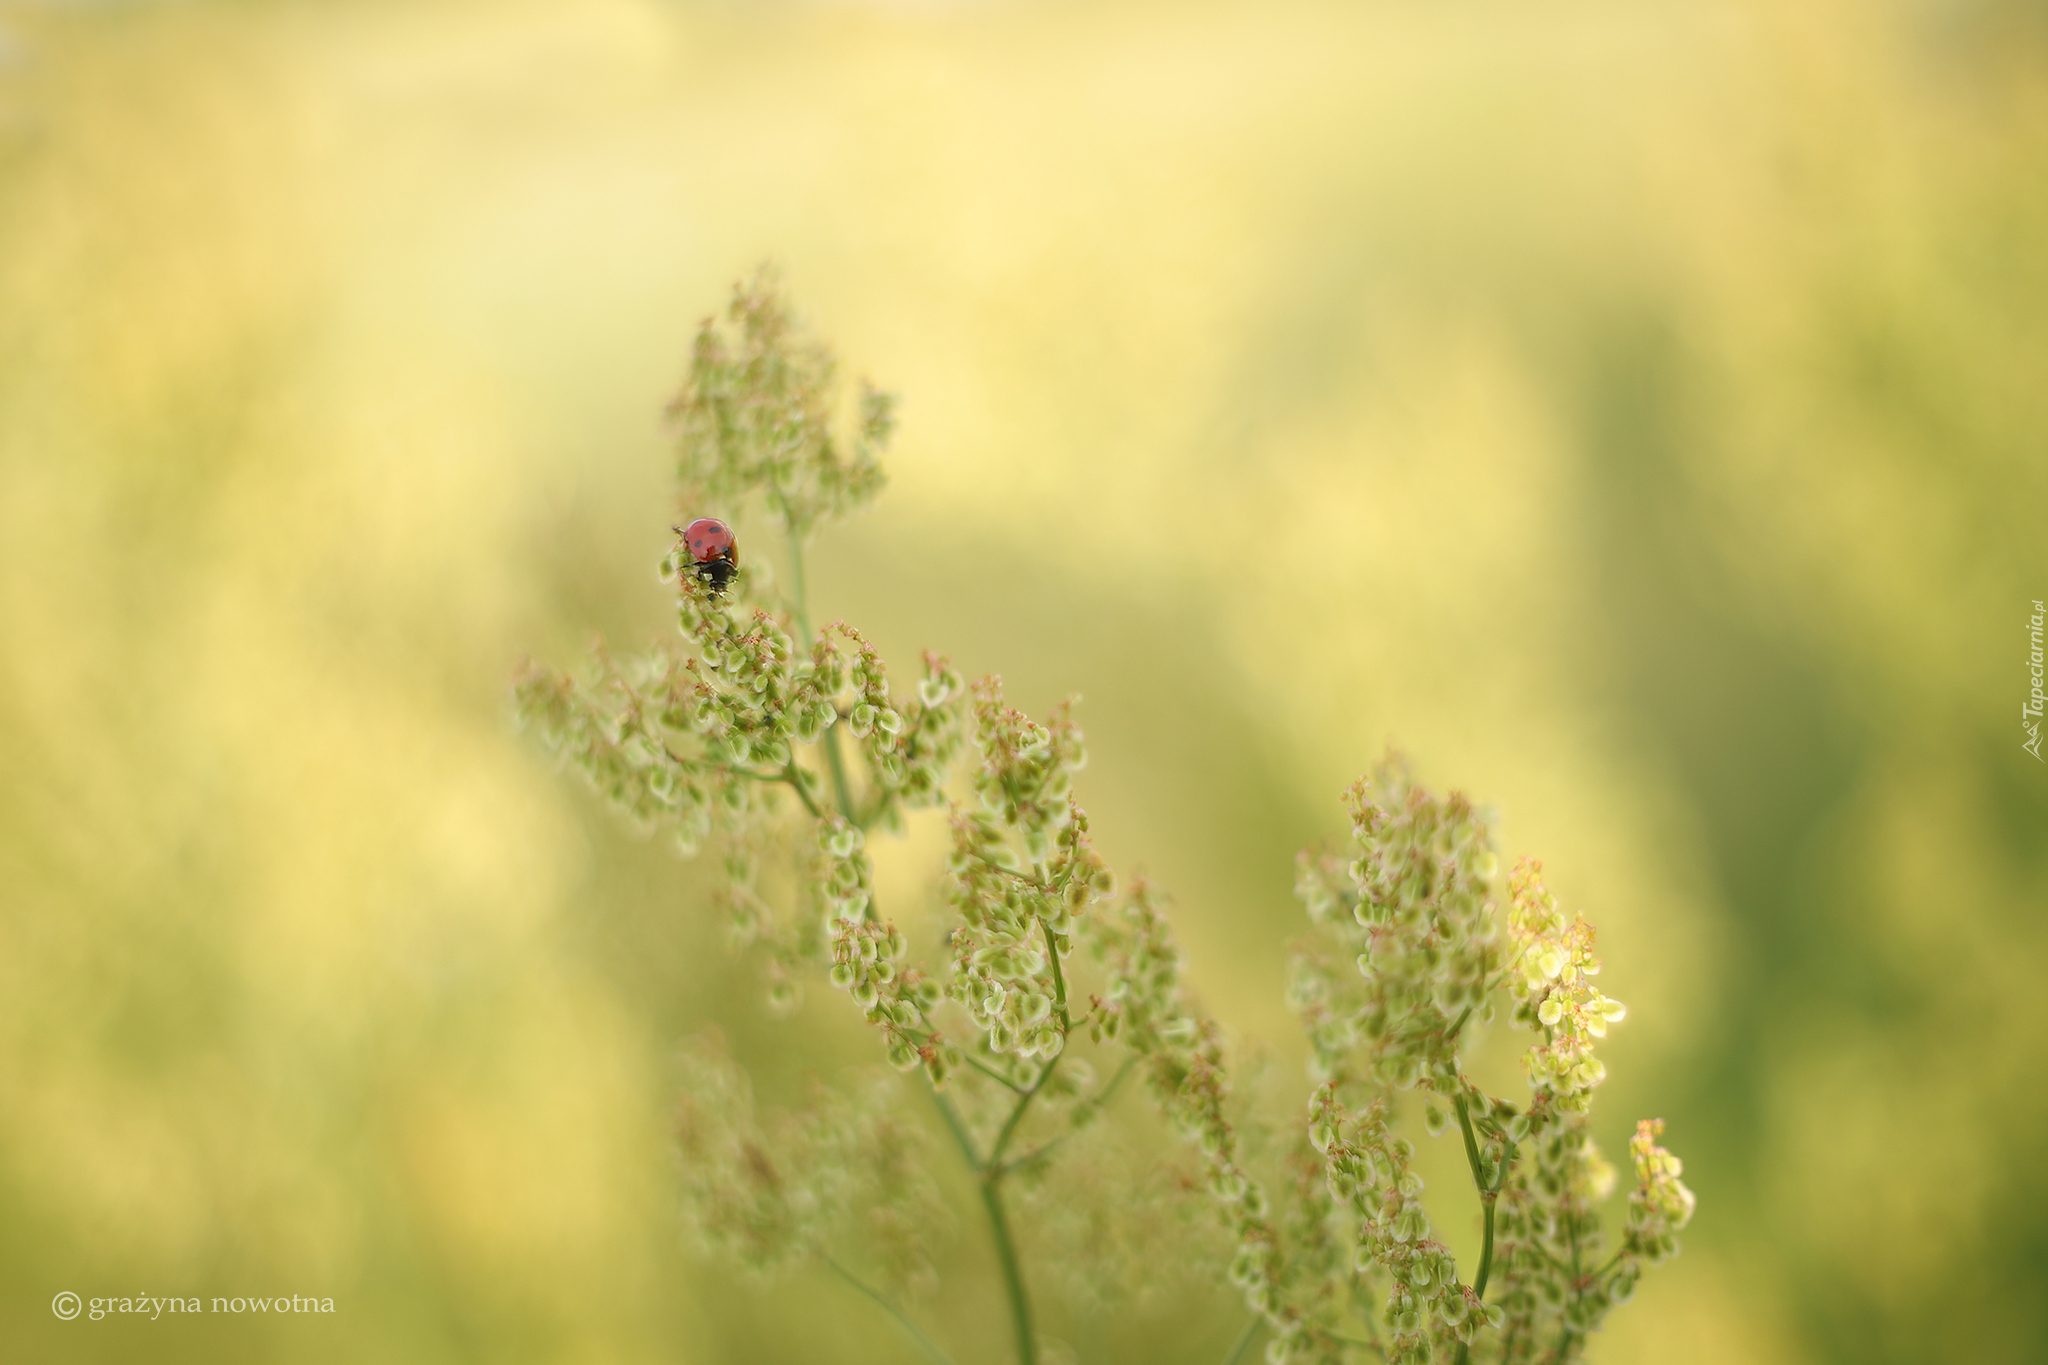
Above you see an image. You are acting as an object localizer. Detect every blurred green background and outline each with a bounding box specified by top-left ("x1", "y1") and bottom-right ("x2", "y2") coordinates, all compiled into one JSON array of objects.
[{"x1": 2, "y1": 0, "x2": 2044, "y2": 1361}]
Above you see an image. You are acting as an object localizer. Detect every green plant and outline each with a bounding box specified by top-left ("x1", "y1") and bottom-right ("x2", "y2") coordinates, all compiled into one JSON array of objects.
[{"x1": 515, "y1": 271, "x2": 1694, "y2": 1365}]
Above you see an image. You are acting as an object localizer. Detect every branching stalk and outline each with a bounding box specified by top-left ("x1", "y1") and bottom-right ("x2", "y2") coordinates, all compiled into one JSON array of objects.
[
  {"x1": 980, "y1": 1178, "x2": 1037, "y2": 1365},
  {"x1": 988, "y1": 1056, "x2": 1062, "y2": 1171},
  {"x1": 1220, "y1": 1316, "x2": 1262, "y2": 1365},
  {"x1": 826, "y1": 1257, "x2": 961, "y2": 1365},
  {"x1": 1040, "y1": 919, "x2": 1071, "y2": 1028},
  {"x1": 927, "y1": 1085, "x2": 982, "y2": 1173},
  {"x1": 1453, "y1": 1092, "x2": 1514, "y2": 1365}
]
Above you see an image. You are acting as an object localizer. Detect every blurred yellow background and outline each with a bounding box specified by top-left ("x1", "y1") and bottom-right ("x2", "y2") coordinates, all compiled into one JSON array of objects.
[{"x1": 2, "y1": 0, "x2": 2043, "y2": 1361}]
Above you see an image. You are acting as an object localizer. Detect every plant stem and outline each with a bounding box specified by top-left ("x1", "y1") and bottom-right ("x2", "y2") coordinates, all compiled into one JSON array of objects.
[
  {"x1": 971, "y1": 1058, "x2": 1067, "y2": 1365},
  {"x1": 826, "y1": 1257, "x2": 961, "y2": 1365},
  {"x1": 988, "y1": 1055, "x2": 1062, "y2": 1169},
  {"x1": 1453, "y1": 1093, "x2": 1514, "y2": 1365},
  {"x1": 926, "y1": 1068, "x2": 1042, "y2": 1365},
  {"x1": 1093, "y1": 1054, "x2": 1138, "y2": 1107},
  {"x1": 1220, "y1": 1315, "x2": 1262, "y2": 1365},
  {"x1": 777, "y1": 762, "x2": 827, "y2": 819},
  {"x1": 1550, "y1": 1205, "x2": 1584, "y2": 1364},
  {"x1": 1040, "y1": 919, "x2": 1071, "y2": 1028},
  {"x1": 988, "y1": 1055, "x2": 1136, "y2": 1177},
  {"x1": 785, "y1": 511, "x2": 1037, "y2": 1364},
  {"x1": 980, "y1": 1177, "x2": 1037, "y2": 1365},
  {"x1": 1452, "y1": 1095, "x2": 1510, "y2": 1301},
  {"x1": 785, "y1": 519, "x2": 860, "y2": 826},
  {"x1": 926, "y1": 1086, "x2": 982, "y2": 1172},
  {"x1": 956, "y1": 1051, "x2": 1027, "y2": 1094},
  {"x1": 1454, "y1": 1092, "x2": 1486, "y2": 1197}
]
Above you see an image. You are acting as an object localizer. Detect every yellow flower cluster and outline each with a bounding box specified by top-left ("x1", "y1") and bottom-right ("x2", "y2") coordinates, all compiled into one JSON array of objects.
[{"x1": 1504, "y1": 860, "x2": 1627, "y2": 1110}]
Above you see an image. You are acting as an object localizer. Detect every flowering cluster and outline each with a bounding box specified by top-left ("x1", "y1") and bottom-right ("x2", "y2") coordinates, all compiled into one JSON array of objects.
[
  {"x1": 826, "y1": 907, "x2": 963, "y2": 1083},
  {"x1": 943, "y1": 683, "x2": 1112, "y2": 1063},
  {"x1": 1291, "y1": 758, "x2": 1501, "y2": 1091},
  {"x1": 1311, "y1": 1086, "x2": 1501, "y2": 1364},
  {"x1": 806, "y1": 625, "x2": 968, "y2": 827},
  {"x1": 668, "y1": 265, "x2": 891, "y2": 538},
  {"x1": 1624, "y1": 1119, "x2": 1697, "y2": 1271},
  {"x1": 671, "y1": 1034, "x2": 938, "y2": 1287},
  {"x1": 1277, "y1": 755, "x2": 1694, "y2": 1364},
  {"x1": 1503, "y1": 860, "x2": 1626, "y2": 1110},
  {"x1": 1484, "y1": 1100, "x2": 1614, "y2": 1362},
  {"x1": 1081, "y1": 883, "x2": 1330, "y2": 1356},
  {"x1": 520, "y1": 275, "x2": 1696, "y2": 1365}
]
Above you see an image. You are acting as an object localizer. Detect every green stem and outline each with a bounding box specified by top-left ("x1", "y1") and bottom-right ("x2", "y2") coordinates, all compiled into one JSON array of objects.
[
  {"x1": 1586, "y1": 1246, "x2": 1628, "y2": 1287},
  {"x1": 1089, "y1": 1054, "x2": 1137, "y2": 1110},
  {"x1": 1452, "y1": 1095, "x2": 1510, "y2": 1298},
  {"x1": 1453, "y1": 1094, "x2": 1515, "y2": 1365},
  {"x1": 1567, "y1": 1205, "x2": 1583, "y2": 1286},
  {"x1": 1454, "y1": 1093, "x2": 1486, "y2": 1196},
  {"x1": 825, "y1": 1257, "x2": 961, "y2": 1365},
  {"x1": 1352, "y1": 1276, "x2": 1385, "y2": 1349},
  {"x1": 989, "y1": 1138, "x2": 1062, "y2": 1180},
  {"x1": 968, "y1": 848, "x2": 1048, "y2": 889},
  {"x1": 974, "y1": 1057, "x2": 1065, "y2": 1365},
  {"x1": 1551, "y1": 1207, "x2": 1584, "y2": 1363},
  {"x1": 1040, "y1": 919, "x2": 1071, "y2": 1028},
  {"x1": 926, "y1": 1086, "x2": 982, "y2": 1173},
  {"x1": 859, "y1": 790, "x2": 898, "y2": 833},
  {"x1": 1220, "y1": 1315, "x2": 1262, "y2": 1365},
  {"x1": 988, "y1": 1055, "x2": 1062, "y2": 1169},
  {"x1": 957, "y1": 1051, "x2": 1027, "y2": 1094},
  {"x1": 777, "y1": 762, "x2": 827, "y2": 819},
  {"x1": 980, "y1": 1177, "x2": 1037, "y2": 1365},
  {"x1": 783, "y1": 507, "x2": 1033, "y2": 1363},
  {"x1": 823, "y1": 725, "x2": 859, "y2": 832},
  {"x1": 1444, "y1": 1002, "x2": 1475, "y2": 1044},
  {"x1": 786, "y1": 516, "x2": 861, "y2": 829},
  {"x1": 920, "y1": 1044, "x2": 1041, "y2": 1365},
  {"x1": 988, "y1": 1055, "x2": 1135, "y2": 1177}
]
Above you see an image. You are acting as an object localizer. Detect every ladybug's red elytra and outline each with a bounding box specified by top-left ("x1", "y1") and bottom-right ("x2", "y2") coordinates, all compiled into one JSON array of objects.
[{"x1": 676, "y1": 517, "x2": 739, "y2": 595}]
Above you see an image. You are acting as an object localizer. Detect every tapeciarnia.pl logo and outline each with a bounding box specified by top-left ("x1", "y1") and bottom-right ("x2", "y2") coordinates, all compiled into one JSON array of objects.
[{"x1": 2026, "y1": 599, "x2": 2044, "y2": 762}]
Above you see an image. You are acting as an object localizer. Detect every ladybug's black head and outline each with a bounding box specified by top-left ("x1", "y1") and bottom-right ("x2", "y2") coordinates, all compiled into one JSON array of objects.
[{"x1": 693, "y1": 557, "x2": 737, "y2": 594}]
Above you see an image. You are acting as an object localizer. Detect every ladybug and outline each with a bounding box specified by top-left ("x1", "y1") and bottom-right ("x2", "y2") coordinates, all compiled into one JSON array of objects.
[{"x1": 677, "y1": 517, "x2": 739, "y2": 595}]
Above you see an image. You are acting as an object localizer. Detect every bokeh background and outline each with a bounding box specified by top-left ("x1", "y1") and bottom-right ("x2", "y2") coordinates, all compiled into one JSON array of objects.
[{"x1": 3, "y1": 0, "x2": 2044, "y2": 1361}]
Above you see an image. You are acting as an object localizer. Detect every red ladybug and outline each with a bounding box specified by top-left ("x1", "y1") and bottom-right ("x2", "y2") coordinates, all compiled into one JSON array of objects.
[{"x1": 677, "y1": 517, "x2": 739, "y2": 594}]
